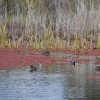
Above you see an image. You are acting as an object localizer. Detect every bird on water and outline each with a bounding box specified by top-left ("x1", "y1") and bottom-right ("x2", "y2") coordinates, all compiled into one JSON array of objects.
[
  {"x1": 30, "y1": 63, "x2": 43, "y2": 72},
  {"x1": 94, "y1": 65, "x2": 100, "y2": 71},
  {"x1": 41, "y1": 50, "x2": 50, "y2": 55},
  {"x1": 70, "y1": 60, "x2": 76, "y2": 67}
]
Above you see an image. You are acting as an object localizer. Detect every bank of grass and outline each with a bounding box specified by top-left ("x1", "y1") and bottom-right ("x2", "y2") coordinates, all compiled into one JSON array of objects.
[{"x1": 0, "y1": 24, "x2": 100, "y2": 52}]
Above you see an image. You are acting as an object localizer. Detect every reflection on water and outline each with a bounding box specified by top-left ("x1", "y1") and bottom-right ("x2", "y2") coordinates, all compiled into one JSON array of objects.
[{"x1": 0, "y1": 54, "x2": 100, "y2": 100}]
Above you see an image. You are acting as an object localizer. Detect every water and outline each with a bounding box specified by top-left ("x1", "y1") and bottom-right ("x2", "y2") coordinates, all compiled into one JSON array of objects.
[{"x1": 0, "y1": 53, "x2": 100, "y2": 100}]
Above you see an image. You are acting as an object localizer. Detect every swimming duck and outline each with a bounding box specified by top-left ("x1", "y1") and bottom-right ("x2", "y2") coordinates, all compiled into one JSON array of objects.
[
  {"x1": 30, "y1": 63, "x2": 43, "y2": 72},
  {"x1": 41, "y1": 50, "x2": 50, "y2": 55},
  {"x1": 94, "y1": 65, "x2": 100, "y2": 71},
  {"x1": 30, "y1": 65, "x2": 37, "y2": 72},
  {"x1": 95, "y1": 56, "x2": 100, "y2": 61},
  {"x1": 70, "y1": 60, "x2": 75, "y2": 66}
]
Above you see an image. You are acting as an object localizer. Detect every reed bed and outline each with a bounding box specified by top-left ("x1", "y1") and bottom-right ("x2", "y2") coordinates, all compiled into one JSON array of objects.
[{"x1": 0, "y1": 0, "x2": 100, "y2": 51}]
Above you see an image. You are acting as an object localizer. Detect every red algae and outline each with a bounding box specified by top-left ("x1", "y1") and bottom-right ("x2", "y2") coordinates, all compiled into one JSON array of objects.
[
  {"x1": 0, "y1": 48, "x2": 100, "y2": 70},
  {"x1": 95, "y1": 62, "x2": 100, "y2": 64},
  {"x1": 76, "y1": 59, "x2": 93, "y2": 63},
  {"x1": 86, "y1": 77, "x2": 100, "y2": 80},
  {"x1": 55, "y1": 48, "x2": 100, "y2": 56},
  {"x1": 96, "y1": 73, "x2": 100, "y2": 76},
  {"x1": 0, "y1": 48, "x2": 51, "y2": 70}
]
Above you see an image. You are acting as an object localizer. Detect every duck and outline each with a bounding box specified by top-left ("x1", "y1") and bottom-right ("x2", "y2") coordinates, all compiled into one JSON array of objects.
[
  {"x1": 95, "y1": 56, "x2": 100, "y2": 61},
  {"x1": 41, "y1": 50, "x2": 50, "y2": 55},
  {"x1": 96, "y1": 56, "x2": 100, "y2": 58},
  {"x1": 70, "y1": 60, "x2": 76, "y2": 67},
  {"x1": 94, "y1": 65, "x2": 100, "y2": 71},
  {"x1": 30, "y1": 63, "x2": 43, "y2": 72},
  {"x1": 30, "y1": 65, "x2": 37, "y2": 72}
]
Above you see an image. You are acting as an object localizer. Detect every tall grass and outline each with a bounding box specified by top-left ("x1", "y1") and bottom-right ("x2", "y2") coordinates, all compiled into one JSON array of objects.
[{"x1": 0, "y1": 0, "x2": 100, "y2": 50}]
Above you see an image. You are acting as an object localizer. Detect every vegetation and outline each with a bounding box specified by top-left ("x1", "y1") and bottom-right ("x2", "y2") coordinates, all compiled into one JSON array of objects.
[{"x1": 0, "y1": 0, "x2": 100, "y2": 51}]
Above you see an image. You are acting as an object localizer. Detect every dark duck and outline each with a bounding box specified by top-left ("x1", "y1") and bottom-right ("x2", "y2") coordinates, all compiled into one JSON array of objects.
[{"x1": 70, "y1": 60, "x2": 76, "y2": 66}]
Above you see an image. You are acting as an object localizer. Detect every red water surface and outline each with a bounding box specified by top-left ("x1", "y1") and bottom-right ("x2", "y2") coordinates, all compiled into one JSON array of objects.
[
  {"x1": 0, "y1": 48, "x2": 100, "y2": 70},
  {"x1": 0, "y1": 48, "x2": 64, "y2": 70},
  {"x1": 56, "y1": 48, "x2": 100, "y2": 56},
  {"x1": 86, "y1": 77, "x2": 100, "y2": 80},
  {"x1": 76, "y1": 59, "x2": 93, "y2": 63}
]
